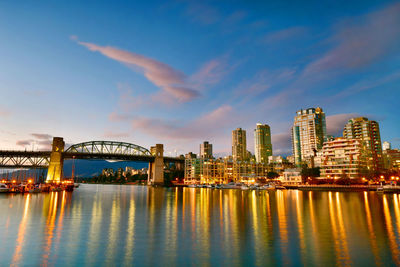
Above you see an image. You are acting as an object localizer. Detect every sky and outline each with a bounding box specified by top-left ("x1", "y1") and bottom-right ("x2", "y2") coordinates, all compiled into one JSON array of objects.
[{"x1": 0, "y1": 0, "x2": 399, "y2": 157}]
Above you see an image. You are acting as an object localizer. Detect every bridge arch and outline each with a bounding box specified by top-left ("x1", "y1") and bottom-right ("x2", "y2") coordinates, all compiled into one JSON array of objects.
[{"x1": 65, "y1": 141, "x2": 151, "y2": 156}]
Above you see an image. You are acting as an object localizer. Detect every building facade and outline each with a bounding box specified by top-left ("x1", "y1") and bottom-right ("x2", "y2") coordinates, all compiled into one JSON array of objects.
[
  {"x1": 383, "y1": 149, "x2": 400, "y2": 170},
  {"x1": 184, "y1": 158, "x2": 271, "y2": 184},
  {"x1": 383, "y1": 141, "x2": 391, "y2": 151},
  {"x1": 343, "y1": 117, "x2": 383, "y2": 171},
  {"x1": 280, "y1": 168, "x2": 302, "y2": 185},
  {"x1": 320, "y1": 137, "x2": 368, "y2": 179},
  {"x1": 291, "y1": 107, "x2": 327, "y2": 165},
  {"x1": 232, "y1": 128, "x2": 247, "y2": 162},
  {"x1": 254, "y1": 123, "x2": 272, "y2": 163},
  {"x1": 200, "y1": 141, "x2": 213, "y2": 159}
]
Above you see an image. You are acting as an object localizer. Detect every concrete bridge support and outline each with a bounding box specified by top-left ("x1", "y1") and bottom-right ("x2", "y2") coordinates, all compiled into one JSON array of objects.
[
  {"x1": 45, "y1": 137, "x2": 65, "y2": 183},
  {"x1": 148, "y1": 144, "x2": 164, "y2": 185}
]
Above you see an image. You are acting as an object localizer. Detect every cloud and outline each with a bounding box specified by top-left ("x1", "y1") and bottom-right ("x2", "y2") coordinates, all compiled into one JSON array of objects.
[
  {"x1": 31, "y1": 133, "x2": 52, "y2": 140},
  {"x1": 16, "y1": 133, "x2": 53, "y2": 150},
  {"x1": 326, "y1": 113, "x2": 359, "y2": 136},
  {"x1": 262, "y1": 26, "x2": 308, "y2": 43},
  {"x1": 190, "y1": 57, "x2": 231, "y2": 88},
  {"x1": 271, "y1": 132, "x2": 292, "y2": 155},
  {"x1": 304, "y1": 3, "x2": 400, "y2": 75},
  {"x1": 0, "y1": 108, "x2": 10, "y2": 117},
  {"x1": 334, "y1": 70, "x2": 400, "y2": 99},
  {"x1": 185, "y1": 2, "x2": 220, "y2": 25},
  {"x1": 131, "y1": 105, "x2": 235, "y2": 140},
  {"x1": 104, "y1": 131, "x2": 130, "y2": 139},
  {"x1": 76, "y1": 39, "x2": 200, "y2": 102},
  {"x1": 108, "y1": 112, "x2": 133, "y2": 122}
]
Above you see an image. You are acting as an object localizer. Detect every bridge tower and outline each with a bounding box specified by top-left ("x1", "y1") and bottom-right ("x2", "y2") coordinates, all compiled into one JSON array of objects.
[
  {"x1": 45, "y1": 137, "x2": 65, "y2": 183},
  {"x1": 148, "y1": 144, "x2": 164, "y2": 185}
]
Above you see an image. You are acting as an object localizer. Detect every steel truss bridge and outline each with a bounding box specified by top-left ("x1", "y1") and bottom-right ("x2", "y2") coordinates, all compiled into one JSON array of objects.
[{"x1": 0, "y1": 141, "x2": 183, "y2": 169}]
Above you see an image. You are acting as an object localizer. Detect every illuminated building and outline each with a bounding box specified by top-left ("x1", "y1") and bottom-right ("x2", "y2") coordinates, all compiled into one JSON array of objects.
[
  {"x1": 232, "y1": 128, "x2": 247, "y2": 162},
  {"x1": 383, "y1": 141, "x2": 391, "y2": 151},
  {"x1": 254, "y1": 123, "x2": 272, "y2": 163},
  {"x1": 280, "y1": 168, "x2": 302, "y2": 185},
  {"x1": 291, "y1": 107, "x2": 327, "y2": 166},
  {"x1": 184, "y1": 157, "x2": 272, "y2": 184},
  {"x1": 383, "y1": 149, "x2": 400, "y2": 170},
  {"x1": 200, "y1": 141, "x2": 213, "y2": 159},
  {"x1": 343, "y1": 117, "x2": 383, "y2": 171},
  {"x1": 320, "y1": 137, "x2": 368, "y2": 179}
]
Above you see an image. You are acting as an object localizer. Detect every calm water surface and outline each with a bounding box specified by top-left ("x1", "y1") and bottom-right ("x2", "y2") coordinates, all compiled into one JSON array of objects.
[{"x1": 1, "y1": 184, "x2": 400, "y2": 266}]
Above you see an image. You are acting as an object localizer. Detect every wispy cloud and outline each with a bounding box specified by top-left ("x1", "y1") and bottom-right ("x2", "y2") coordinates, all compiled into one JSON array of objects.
[
  {"x1": 16, "y1": 133, "x2": 53, "y2": 150},
  {"x1": 104, "y1": 131, "x2": 130, "y2": 139},
  {"x1": 334, "y1": 70, "x2": 400, "y2": 99},
  {"x1": 190, "y1": 55, "x2": 238, "y2": 90},
  {"x1": 304, "y1": 3, "x2": 400, "y2": 75},
  {"x1": 75, "y1": 38, "x2": 200, "y2": 102},
  {"x1": 262, "y1": 26, "x2": 308, "y2": 43},
  {"x1": 271, "y1": 132, "x2": 292, "y2": 155},
  {"x1": 326, "y1": 113, "x2": 359, "y2": 136},
  {"x1": 131, "y1": 105, "x2": 235, "y2": 140}
]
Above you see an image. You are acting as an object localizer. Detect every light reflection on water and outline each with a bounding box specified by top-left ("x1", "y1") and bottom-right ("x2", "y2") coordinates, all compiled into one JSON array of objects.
[{"x1": 1, "y1": 185, "x2": 400, "y2": 266}]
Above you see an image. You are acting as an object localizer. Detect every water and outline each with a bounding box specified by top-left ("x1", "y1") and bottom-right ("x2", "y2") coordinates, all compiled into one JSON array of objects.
[{"x1": 1, "y1": 185, "x2": 400, "y2": 266}]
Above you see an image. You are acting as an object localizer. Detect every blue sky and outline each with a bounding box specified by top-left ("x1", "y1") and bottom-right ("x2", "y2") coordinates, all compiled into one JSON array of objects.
[{"x1": 0, "y1": 0, "x2": 399, "y2": 156}]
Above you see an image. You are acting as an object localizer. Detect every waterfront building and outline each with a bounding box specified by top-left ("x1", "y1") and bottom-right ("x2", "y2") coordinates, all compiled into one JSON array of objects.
[
  {"x1": 383, "y1": 149, "x2": 400, "y2": 170},
  {"x1": 343, "y1": 117, "x2": 383, "y2": 171},
  {"x1": 254, "y1": 123, "x2": 273, "y2": 163},
  {"x1": 286, "y1": 155, "x2": 295, "y2": 164},
  {"x1": 280, "y1": 168, "x2": 302, "y2": 185},
  {"x1": 383, "y1": 141, "x2": 391, "y2": 151},
  {"x1": 184, "y1": 157, "x2": 272, "y2": 184},
  {"x1": 291, "y1": 107, "x2": 327, "y2": 166},
  {"x1": 232, "y1": 128, "x2": 247, "y2": 162},
  {"x1": 320, "y1": 137, "x2": 368, "y2": 179},
  {"x1": 200, "y1": 141, "x2": 213, "y2": 159}
]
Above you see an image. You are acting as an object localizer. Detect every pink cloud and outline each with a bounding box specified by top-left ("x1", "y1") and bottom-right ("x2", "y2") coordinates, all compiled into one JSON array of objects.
[
  {"x1": 76, "y1": 40, "x2": 200, "y2": 102},
  {"x1": 104, "y1": 131, "x2": 130, "y2": 139},
  {"x1": 131, "y1": 105, "x2": 235, "y2": 140},
  {"x1": 326, "y1": 113, "x2": 359, "y2": 136},
  {"x1": 304, "y1": 3, "x2": 400, "y2": 75},
  {"x1": 262, "y1": 26, "x2": 308, "y2": 43}
]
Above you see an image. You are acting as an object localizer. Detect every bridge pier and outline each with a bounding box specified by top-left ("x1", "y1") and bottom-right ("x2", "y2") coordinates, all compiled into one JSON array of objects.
[
  {"x1": 148, "y1": 144, "x2": 164, "y2": 186},
  {"x1": 45, "y1": 137, "x2": 65, "y2": 183}
]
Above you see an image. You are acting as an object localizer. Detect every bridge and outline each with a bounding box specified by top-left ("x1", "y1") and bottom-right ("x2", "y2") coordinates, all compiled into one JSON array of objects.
[{"x1": 0, "y1": 137, "x2": 184, "y2": 185}]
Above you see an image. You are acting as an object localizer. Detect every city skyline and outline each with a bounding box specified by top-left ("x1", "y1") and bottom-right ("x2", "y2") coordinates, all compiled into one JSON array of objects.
[{"x1": 0, "y1": 1, "x2": 399, "y2": 157}]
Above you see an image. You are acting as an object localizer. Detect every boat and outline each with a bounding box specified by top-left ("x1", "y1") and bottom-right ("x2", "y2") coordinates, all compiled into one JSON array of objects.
[
  {"x1": 275, "y1": 185, "x2": 286, "y2": 190},
  {"x1": 241, "y1": 185, "x2": 250, "y2": 190},
  {"x1": 28, "y1": 188, "x2": 41, "y2": 193},
  {"x1": 0, "y1": 183, "x2": 9, "y2": 193},
  {"x1": 206, "y1": 185, "x2": 213, "y2": 188},
  {"x1": 51, "y1": 187, "x2": 63, "y2": 192},
  {"x1": 221, "y1": 182, "x2": 242, "y2": 189},
  {"x1": 188, "y1": 184, "x2": 197, "y2": 188},
  {"x1": 74, "y1": 183, "x2": 80, "y2": 188}
]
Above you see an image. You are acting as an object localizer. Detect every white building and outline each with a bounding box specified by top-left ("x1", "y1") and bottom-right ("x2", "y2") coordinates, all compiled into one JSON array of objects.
[{"x1": 280, "y1": 168, "x2": 302, "y2": 185}]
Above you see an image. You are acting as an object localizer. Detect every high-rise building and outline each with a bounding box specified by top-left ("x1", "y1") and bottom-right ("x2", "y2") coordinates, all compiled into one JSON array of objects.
[
  {"x1": 200, "y1": 141, "x2": 213, "y2": 159},
  {"x1": 343, "y1": 117, "x2": 383, "y2": 171},
  {"x1": 320, "y1": 137, "x2": 368, "y2": 179},
  {"x1": 291, "y1": 107, "x2": 327, "y2": 165},
  {"x1": 383, "y1": 141, "x2": 391, "y2": 151},
  {"x1": 232, "y1": 128, "x2": 247, "y2": 162},
  {"x1": 254, "y1": 123, "x2": 272, "y2": 163}
]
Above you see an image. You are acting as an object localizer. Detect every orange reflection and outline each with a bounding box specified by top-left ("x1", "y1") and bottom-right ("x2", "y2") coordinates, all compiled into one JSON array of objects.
[
  {"x1": 277, "y1": 190, "x2": 289, "y2": 265},
  {"x1": 363, "y1": 192, "x2": 381, "y2": 266},
  {"x1": 335, "y1": 192, "x2": 351, "y2": 266},
  {"x1": 295, "y1": 191, "x2": 306, "y2": 265},
  {"x1": 383, "y1": 195, "x2": 400, "y2": 265},
  {"x1": 11, "y1": 194, "x2": 31, "y2": 265},
  {"x1": 42, "y1": 192, "x2": 59, "y2": 266}
]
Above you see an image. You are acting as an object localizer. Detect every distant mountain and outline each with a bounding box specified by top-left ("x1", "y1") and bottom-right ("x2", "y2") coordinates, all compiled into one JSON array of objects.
[
  {"x1": 2, "y1": 159, "x2": 148, "y2": 179},
  {"x1": 64, "y1": 159, "x2": 148, "y2": 177}
]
